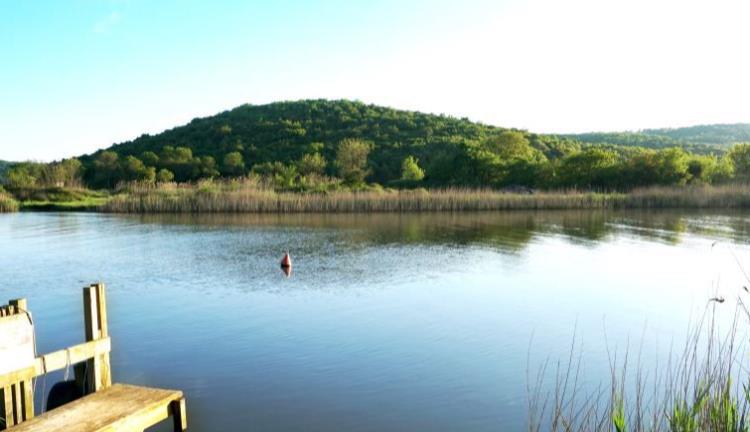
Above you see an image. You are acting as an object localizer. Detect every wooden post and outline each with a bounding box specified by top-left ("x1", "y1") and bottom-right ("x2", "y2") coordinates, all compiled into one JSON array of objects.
[
  {"x1": 75, "y1": 284, "x2": 112, "y2": 394},
  {"x1": 8, "y1": 299, "x2": 34, "y2": 423},
  {"x1": 0, "y1": 383, "x2": 14, "y2": 428},
  {"x1": 171, "y1": 397, "x2": 188, "y2": 431}
]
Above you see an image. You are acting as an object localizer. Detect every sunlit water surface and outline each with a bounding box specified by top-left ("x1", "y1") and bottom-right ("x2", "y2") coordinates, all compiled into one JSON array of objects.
[{"x1": 2, "y1": 210, "x2": 750, "y2": 431}]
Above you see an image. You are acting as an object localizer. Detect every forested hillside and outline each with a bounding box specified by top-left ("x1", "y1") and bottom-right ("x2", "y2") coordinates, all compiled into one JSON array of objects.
[
  {"x1": 4, "y1": 100, "x2": 750, "y2": 192},
  {"x1": 564, "y1": 123, "x2": 750, "y2": 153},
  {"x1": 78, "y1": 99, "x2": 580, "y2": 187},
  {"x1": 0, "y1": 160, "x2": 11, "y2": 182},
  {"x1": 642, "y1": 124, "x2": 750, "y2": 146}
]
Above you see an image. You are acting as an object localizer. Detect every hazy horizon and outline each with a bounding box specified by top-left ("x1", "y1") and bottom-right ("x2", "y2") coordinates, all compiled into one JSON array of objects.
[{"x1": 2, "y1": 0, "x2": 749, "y2": 161}]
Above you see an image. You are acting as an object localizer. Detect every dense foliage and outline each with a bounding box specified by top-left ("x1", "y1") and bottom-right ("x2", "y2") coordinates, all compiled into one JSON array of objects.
[
  {"x1": 643, "y1": 123, "x2": 750, "y2": 146},
  {"x1": 0, "y1": 160, "x2": 10, "y2": 183},
  {"x1": 564, "y1": 124, "x2": 750, "y2": 154},
  {"x1": 3, "y1": 100, "x2": 750, "y2": 192}
]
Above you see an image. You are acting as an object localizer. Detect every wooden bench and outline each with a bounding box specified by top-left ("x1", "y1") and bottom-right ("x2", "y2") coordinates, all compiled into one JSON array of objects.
[{"x1": 0, "y1": 283, "x2": 187, "y2": 431}]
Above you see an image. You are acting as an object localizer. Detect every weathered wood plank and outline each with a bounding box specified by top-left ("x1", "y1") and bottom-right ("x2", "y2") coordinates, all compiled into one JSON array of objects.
[
  {"x1": 0, "y1": 339, "x2": 111, "y2": 388},
  {"x1": 0, "y1": 368, "x2": 35, "y2": 394},
  {"x1": 7, "y1": 384, "x2": 184, "y2": 432},
  {"x1": 2, "y1": 385, "x2": 15, "y2": 428},
  {"x1": 93, "y1": 284, "x2": 111, "y2": 390},
  {"x1": 8, "y1": 299, "x2": 33, "y2": 423},
  {"x1": 77, "y1": 284, "x2": 112, "y2": 394}
]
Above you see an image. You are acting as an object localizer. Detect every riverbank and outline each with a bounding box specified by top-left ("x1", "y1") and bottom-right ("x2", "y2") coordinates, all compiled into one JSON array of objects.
[
  {"x1": 100, "y1": 183, "x2": 750, "y2": 213},
  {"x1": 5, "y1": 183, "x2": 750, "y2": 213},
  {"x1": 2, "y1": 187, "x2": 109, "y2": 211}
]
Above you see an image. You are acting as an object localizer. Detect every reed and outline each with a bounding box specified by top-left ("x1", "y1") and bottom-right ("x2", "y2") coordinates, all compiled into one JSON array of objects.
[
  {"x1": 0, "y1": 190, "x2": 19, "y2": 212},
  {"x1": 528, "y1": 298, "x2": 750, "y2": 432},
  {"x1": 101, "y1": 180, "x2": 623, "y2": 213},
  {"x1": 624, "y1": 184, "x2": 750, "y2": 209},
  {"x1": 99, "y1": 181, "x2": 750, "y2": 213}
]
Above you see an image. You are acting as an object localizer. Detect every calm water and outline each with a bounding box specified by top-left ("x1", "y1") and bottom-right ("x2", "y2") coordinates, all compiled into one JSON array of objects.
[{"x1": 2, "y1": 210, "x2": 750, "y2": 431}]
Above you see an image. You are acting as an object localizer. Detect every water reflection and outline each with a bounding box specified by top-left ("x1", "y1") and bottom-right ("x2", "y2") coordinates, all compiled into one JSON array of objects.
[
  {"x1": 281, "y1": 265, "x2": 292, "y2": 277},
  {"x1": 130, "y1": 209, "x2": 750, "y2": 251},
  {"x1": 2, "y1": 210, "x2": 750, "y2": 432}
]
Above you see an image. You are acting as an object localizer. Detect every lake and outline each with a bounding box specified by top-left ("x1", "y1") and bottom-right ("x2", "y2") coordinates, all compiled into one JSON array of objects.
[{"x1": 1, "y1": 210, "x2": 749, "y2": 431}]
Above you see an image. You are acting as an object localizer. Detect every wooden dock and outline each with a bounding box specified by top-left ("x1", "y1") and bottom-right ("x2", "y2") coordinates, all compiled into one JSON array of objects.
[{"x1": 0, "y1": 283, "x2": 187, "y2": 431}]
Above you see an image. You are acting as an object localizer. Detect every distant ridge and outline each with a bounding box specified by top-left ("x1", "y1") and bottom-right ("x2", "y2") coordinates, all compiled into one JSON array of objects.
[
  {"x1": 73, "y1": 99, "x2": 748, "y2": 186},
  {"x1": 0, "y1": 160, "x2": 11, "y2": 182},
  {"x1": 561, "y1": 123, "x2": 750, "y2": 153}
]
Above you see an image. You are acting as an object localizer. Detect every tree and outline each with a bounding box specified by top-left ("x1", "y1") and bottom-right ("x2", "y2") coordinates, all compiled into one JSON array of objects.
[
  {"x1": 483, "y1": 131, "x2": 539, "y2": 161},
  {"x1": 156, "y1": 168, "x2": 174, "y2": 183},
  {"x1": 121, "y1": 156, "x2": 150, "y2": 181},
  {"x1": 335, "y1": 139, "x2": 371, "y2": 184},
  {"x1": 92, "y1": 151, "x2": 120, "y2": 188},
  {"x1": 401, "y1": 156, "x2": 425, "y2": 181},
  {"x1": 621, "y1": 148, "x2": 691, "y2": 187},
  {"x1": 160, "y1": 146, "x2": 193, "y2": 165},
  {"x1": 55, "y1": 158, "x2": 83, "y2": 186},
  {"x1": 5, "y1": 163, "x2": 40, "y2": 188},
  {"x1": 274, "y1": 164, "x2": 299, "y2": 189},
  {"x1": 557, "y1": 148, "x2": 619, "y2": 189},
  {"x1": 298, "y1": 153, "x2": 327, "y2": 176},
  {"x1": 141, "y1": 151, "x2": 159, "y2": 167},
  {"x1": 222, "y1": 152, "x2": 245, "y2": 176},
  {"x1": 37, "y1": 158, "x2": 82, "y2": 187},
  {"x1": 728, "y1": 143, "x2": 750, "y2": 180},
  {"x1": 143, "y1": 167, "x2": 156, "y2": 183},
  {"x1": 198, "y1": 156, "x2": 220, "y2": 178}
]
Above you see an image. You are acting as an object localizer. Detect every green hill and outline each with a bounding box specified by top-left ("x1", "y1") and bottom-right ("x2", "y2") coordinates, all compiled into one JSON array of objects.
[
  {"x1": 80, "y1": 99, "x2": 579, "y2": 187},
  {"x1": 0, "y1": 160, "x2": 11, "y2": 182},
  {"x1": 642, "y1": 124, "x2": 750, "y2": 146},
  {"x1": 562, "y1": 124, "x2": 750, "y2": 153},
  {"x1": 8, "y1": 99, "x2": 748, "y2": 192}
]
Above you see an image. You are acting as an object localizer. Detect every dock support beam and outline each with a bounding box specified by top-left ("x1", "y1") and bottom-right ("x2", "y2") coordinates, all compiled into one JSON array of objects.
[{"x1": 75, "y1": 283, "x2": 112, "y2": 395}]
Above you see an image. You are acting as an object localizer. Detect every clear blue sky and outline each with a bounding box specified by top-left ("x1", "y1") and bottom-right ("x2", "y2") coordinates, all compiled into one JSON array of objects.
[{"x1": 1, "y1": 0, "x2": 748, "y2": 161}]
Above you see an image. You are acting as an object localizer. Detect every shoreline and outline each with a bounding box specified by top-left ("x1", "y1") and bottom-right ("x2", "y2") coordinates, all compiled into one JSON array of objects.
[{"x1": 4, "y1": 184, "x2": 750, "y2": 213}]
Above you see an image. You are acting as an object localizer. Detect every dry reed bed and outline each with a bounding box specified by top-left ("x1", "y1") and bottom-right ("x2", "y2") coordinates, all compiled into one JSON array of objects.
[
  {"x1": 100, "y1": 183, "x2": 750, "y2": 213},
  {"x1": 102, "y1": 187, "x2": 622, "y2": 213},
  {"x1": 0, "y1": 192, "x2": 19, "y2": 212},
  {"x1": 625, "y1": 184, "x2": 750, "y2": 208}
]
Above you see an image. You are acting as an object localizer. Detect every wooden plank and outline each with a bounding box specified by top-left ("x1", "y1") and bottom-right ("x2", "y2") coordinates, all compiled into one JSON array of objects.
[
  {"x1": 0, "y1": 313, "x2": 35, "y2": 376},
  {"x1": 19, "y1": 381, "x2": 32, "y2": 422},
  {"x1": 2, "y1": 386, "x2": 15, "y2": 428},
  {"x1": 93, "y1": 284, "x2": 111, "y2": 390},
  {"x1": 7, "y1": 384, "x2": 184, "y2": 432},
  {"x1": 0, "y1": 368, "x2": 35, "y2": 391},
  {"x1": 8, "y1": 299, "x2": 33, "y2": 423},
  {"x1": 36, "y1": 338, "x2": 111, "y2": 377},
  {"x1": 0, "y1": 339, "x2": 111, "y2": 388}
]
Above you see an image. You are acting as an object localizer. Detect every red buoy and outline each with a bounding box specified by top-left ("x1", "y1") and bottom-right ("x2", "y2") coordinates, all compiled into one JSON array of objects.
[{"x1": 281, "y1": 252, "x2": 292, "y2": 268}]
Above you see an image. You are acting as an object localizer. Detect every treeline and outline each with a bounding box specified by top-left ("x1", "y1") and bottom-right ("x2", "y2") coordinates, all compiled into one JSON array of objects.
[
  {"x1": 3, "y1": 100, "x2": 750, "y2": 192},
  {"x1": 565, "y1": 123, "x2": 750, "y2": 154},
  {"x1": 563, "y1": 132, "x2": 721, "y2": 154},
  {"x1": 0, "y1": 160, "x2": 10, "y2": 182},
  {"x1": 642, "y1": 123, "x2": 750, "y2": 145},
  {"x1": 8, "y1": 132, "x2": 750, "y2": 193}
]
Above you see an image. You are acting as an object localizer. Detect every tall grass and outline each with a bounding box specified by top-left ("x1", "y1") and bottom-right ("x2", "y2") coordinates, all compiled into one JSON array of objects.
[
  {"x1": 528, "y1": 298, "x2": 750, "y2": 432},
  {"x1": 102, "y1": 180, "x2": 623, "y2": 213},
  {"x1": 100, "y1": 181, "x2": 750, "y2": 213},
  {"x1": 625, "y1": 184, "x2": 750, "y2": 209},
  {"x1": 0, "y1": 190, "x2": 19, "y2": 212}
]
